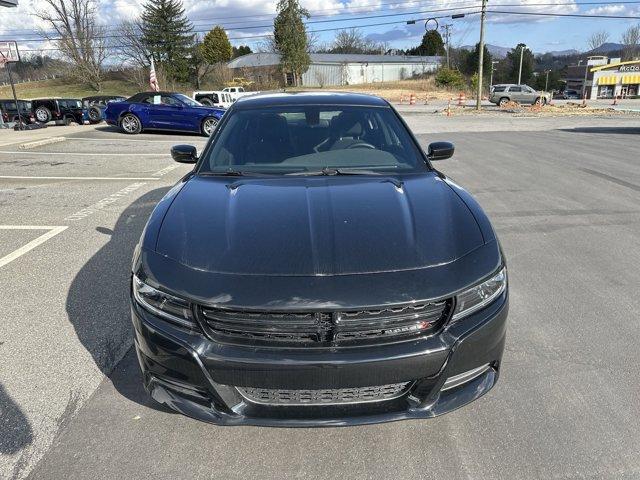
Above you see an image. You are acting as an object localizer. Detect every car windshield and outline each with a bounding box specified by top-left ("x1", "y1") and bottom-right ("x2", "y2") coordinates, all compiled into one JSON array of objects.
[
  {"x1": 199, "y1": 105, "x2": 427, "y2": 175},
  {"x1": 175, "y1": 94, "x2": 202, "y2": 107}
]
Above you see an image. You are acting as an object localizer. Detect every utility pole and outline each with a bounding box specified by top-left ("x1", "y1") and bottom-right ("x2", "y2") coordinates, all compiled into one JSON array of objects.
[
  {"x1": 476, "y1": 0, "x2": 487, "y2": 110},
  {"x1": 517, "y1": 44, "x2": 526, "y2": 85},
  {"x1": 441, "y1": 24, "x2": 453, "y2": 69},
  {"x1": 545, "y1": 69, "x2": 550, "y2": 92}
]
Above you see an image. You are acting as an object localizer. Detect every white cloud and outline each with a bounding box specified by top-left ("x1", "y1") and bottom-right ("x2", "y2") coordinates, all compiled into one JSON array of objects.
[{"x1": 584, "y1": 4, "x2": 626, "y2": 14}]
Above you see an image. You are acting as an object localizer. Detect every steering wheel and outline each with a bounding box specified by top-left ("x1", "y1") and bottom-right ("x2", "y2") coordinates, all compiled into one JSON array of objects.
[{"x1": 346, "y1": 142, "x2": 376, "y2": 150}]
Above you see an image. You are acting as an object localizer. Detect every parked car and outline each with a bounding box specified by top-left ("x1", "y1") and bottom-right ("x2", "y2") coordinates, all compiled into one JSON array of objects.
[
  {"x1": 562, "y1": 89, "x2": 581, "y2": 100},
  {"x1": 489, "y1": 84, "x2": 551, "y2": 106},
  {"x1": 130, "y1": 92, "x2": 509, "y2": 426},
  {"x1": 104, "y1": 91, "x2": 225, "y2": 136},
  {"x1": 222, "y1": 86, "x2": 259, "y2": 101},
  {"x1": 82, "y1": 95, "x2": 126, "y2": 124},
  {"x1": 191, "y1": 90, "x2": 234, "y2": 108},
  {"x1": 0, "y1": 99, "x2": 36, "y2": 125},
  {"x1": 32, "y1": 98, "x2": 84, "y2": 125}
]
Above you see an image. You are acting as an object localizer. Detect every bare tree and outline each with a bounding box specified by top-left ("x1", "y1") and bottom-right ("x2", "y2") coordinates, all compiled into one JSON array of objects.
[
  {"x1": 621, "y1": 24, "x2": 640, "y2": 60},
  {"x1": 320, "y1": 28, "x2": 386, "y2": 54},
  {"x1": 586, "y1": 30, "x2": 610, "y2": 52},
  {"x1": 113, "y1": 19, "x2": 149, "y2": 69},
  {"x1": 33, "y1": 0, "x2": 107, "y2": 90}
]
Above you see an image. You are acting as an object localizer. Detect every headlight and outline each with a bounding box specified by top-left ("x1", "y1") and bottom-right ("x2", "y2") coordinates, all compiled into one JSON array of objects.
[
  {"x1": 132, "y1": 275, "x2": 197, "y2": 329},
  {"x1": 451, "y1": 267, "x2": 507, "y2": 321}
]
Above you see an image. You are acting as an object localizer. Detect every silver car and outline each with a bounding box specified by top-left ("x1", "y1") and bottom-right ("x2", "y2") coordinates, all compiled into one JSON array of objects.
[{"x1": 490, "y1": 84, "x2": 551, "y2": 106}]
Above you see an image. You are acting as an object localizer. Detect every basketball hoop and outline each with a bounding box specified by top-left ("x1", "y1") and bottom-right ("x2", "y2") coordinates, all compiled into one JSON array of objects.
[{"x1": 0, "y1": 41, "x2": 19, "y2": 68}]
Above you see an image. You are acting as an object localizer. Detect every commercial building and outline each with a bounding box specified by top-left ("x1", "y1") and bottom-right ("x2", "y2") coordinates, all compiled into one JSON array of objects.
[
  {"x1": 563, "y1": 56, "x2": 610, "y2": 98},
  {"x1": 590, "y1": 59, "x2": 640, "y2": 99},
  {"x1": 227, "y1": 53, "x2": 442, "y2": 87}
]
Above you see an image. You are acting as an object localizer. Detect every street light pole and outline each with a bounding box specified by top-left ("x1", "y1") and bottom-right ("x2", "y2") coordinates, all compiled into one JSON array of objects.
[
  {"x1": 489, "y1": 60, "x2": 498, "y2": 89},
  {"x1": 517, "y1": 45, "x2": 526, "y2": 85},
  {"x1": 476, "y1": 0, "x2": 488, "y2": 110}
]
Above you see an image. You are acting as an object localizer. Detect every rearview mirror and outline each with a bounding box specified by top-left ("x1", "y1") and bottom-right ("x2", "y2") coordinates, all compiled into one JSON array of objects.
[
  {"x1": 427, "y1": 141, "x2": 455, "y2": 161},
  {"x1": 171, "y1": 144, "x2": 198, "y2": 164}
]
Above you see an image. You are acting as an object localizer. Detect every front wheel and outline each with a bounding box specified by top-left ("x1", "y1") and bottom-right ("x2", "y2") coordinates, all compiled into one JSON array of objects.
[
  {"x1": 498, "y1": 97, "x2": 510, "y2": 107},
  {"x1": 201, "y1": 117, "x2": 218, "y2": 137},
  {"x1": 534, "y1": 97, "x2": 547, "y2": 106},
  {"x1": 35, "y1": 106, "x2": 51, "y2": 123},
  {"x1": 120, "y1": 113, "x2": 141, "y2": 134}
]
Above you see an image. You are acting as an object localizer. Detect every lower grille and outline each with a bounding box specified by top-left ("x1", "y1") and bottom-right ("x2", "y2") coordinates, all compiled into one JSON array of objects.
[
  {"x1": 199, "y1": 300, "x2": 451, "y2": 347},
  {"x1": 236, "y1": 382, "x2": 412, "y2": 406}
]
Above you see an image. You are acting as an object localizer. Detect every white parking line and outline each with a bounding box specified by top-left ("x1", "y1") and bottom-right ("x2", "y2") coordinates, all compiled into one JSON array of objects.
[
  {"x1": 152, "y1": 165, "x2": 181, "y2": 177},
  {"x1": 65, "y1": 182, "x2": 147, "y2": 221},
  {"x1": 66, "y1": 137, "x2": 207, "y2": 144},
  {"x1": 0, "y1": 150, "x2": 162, "y2": 156},
  {"x1": 0, "y1": 225, "x2": 68, "y2": 268},
  {"x1": 0, "y1": 175, "x2": 160, "y2": 181}
]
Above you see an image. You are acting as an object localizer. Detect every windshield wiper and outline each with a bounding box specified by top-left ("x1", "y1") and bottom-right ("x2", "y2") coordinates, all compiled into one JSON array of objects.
[
  {"x1": 287, "y1": 167, "x2": 383, "y2": 177},
  {"x1": 199, "y1": 168, "x2": 244, "y2": 177}
]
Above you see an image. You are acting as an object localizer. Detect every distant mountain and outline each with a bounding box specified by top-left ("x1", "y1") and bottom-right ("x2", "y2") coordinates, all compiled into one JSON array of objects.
[
  {"x1": 460, "y1": 44, "x2": 510, "y2": 58},
  {"x1": 545, "y1": 49, "x2": 579, "y2": 57},
  {"x1": 588, "y1": 42, "x2": 624, "y2": 54}
]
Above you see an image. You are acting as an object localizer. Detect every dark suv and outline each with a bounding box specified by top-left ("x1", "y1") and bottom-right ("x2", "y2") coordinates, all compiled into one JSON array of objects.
[
  {"x1": 0, "y1": 99, "x2": 36, "y2": 125},
  {"x1": 131, "y1": 92, "x2": 508, "y2": 426},
  {"x1": 32, "y1": 98, "x2": 84, "y2": 125}
]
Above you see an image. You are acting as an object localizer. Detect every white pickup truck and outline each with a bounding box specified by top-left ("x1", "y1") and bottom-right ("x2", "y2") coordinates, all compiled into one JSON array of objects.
[
  {"x1": 192, "y1": 90, "x2": 234, "y2": 108},
  {"x1": 221, "y1": 86, "x2": 260, "y2": 101},
  {"x1": 192, "y1": 87, "x2": 260, "y2": 108}
]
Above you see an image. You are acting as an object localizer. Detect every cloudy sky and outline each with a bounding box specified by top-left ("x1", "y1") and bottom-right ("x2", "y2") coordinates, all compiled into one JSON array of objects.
[{"x1": 1, "y1": 0, "x2": 639, "y2": 57}]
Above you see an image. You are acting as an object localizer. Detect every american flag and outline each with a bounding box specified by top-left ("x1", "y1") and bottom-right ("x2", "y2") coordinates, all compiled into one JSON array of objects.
[{"x1": 149, "y1": 56, "x2": 159, "y2": 92}]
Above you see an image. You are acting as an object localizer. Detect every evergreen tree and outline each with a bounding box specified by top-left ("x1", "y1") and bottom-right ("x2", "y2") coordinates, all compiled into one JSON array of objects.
[
  {"x1": 464, "y1": 43, "x2": 492, "y2": 77},
  {"x1": 201, "y1": 26, "x2": 233, "y2": 64},
  {"x1": 506, "y1": 43, "x2": 534, "y2": 84},
  {"x1": 273, "y1": 0, "x2": 310, "y2": 86},
  {"x1": 140, "y1": 0, "x2": 194, "y2": 83},
  {"x1": 408, "y1": 30, "x2": 445, "y2": 56},
  {"x1": 232, "y1": 45, "x2": 253, "y2": 58}
]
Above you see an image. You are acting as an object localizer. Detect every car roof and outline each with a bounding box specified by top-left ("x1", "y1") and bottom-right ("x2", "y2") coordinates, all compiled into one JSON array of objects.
[{"x1": 234, "y1": 91, "x2": 389, "y2": 108}]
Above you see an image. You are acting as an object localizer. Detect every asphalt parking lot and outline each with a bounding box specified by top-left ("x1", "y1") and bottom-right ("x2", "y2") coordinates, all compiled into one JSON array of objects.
[{"x1": 1, "y1": 114, "x2": 640, "y2": 480}]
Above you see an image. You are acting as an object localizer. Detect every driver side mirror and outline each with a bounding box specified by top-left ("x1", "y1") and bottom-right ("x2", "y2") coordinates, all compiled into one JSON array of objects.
[
  {"x1": 427, "y1": 141, "x2": 455, "y2": 161},
  {"x1": 171, "y1": 144, "x2": 198, "y2": 164}
]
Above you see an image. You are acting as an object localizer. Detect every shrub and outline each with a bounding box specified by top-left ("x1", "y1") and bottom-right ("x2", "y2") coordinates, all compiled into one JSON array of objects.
[{"x1": 435, "y1": 68, "x2": 465, "y2": 89}]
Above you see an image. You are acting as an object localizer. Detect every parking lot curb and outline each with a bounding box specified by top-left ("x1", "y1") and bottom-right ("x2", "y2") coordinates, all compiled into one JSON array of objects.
[{"x1": 18, "y1": 137, "x2": 66, "y2": 150}]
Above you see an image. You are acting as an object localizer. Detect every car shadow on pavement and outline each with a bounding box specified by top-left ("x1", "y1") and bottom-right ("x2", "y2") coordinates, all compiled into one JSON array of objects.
[
  {"x1": 65, "y1": 187, "x2": 173, "y2": 413},
  {"x1": 559, "y1": 126, "x2": 640, "y2": 135},
  {"x1": 0, "y1": 383, "x2": 33, "y2": 455},
  {"x1": 94, "y1": 125, "x2": 203, "y2": 137}
]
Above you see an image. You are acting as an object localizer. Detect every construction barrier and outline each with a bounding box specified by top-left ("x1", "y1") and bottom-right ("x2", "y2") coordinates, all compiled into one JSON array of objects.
[
  {"x1": 409, "y1": 93, "x2": 416, "y2": 105},
  {"x1": 446, "y1": 98, "x2": 452, "y2": 117},
  {"x1": 457, "y1": 92, "x2": 466, "y2": 107}
]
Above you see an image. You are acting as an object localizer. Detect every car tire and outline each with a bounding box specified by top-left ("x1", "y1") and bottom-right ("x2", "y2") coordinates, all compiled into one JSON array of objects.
[
  {"x1": 120, "y1": 113, "x2": 142, "y2": 134},
  {"x1": 35, "y1": 106, "x2": 51, "y2": 124},
  {"x1": 534, "y1": 97, "x2": 547, "y2": 106},
  {"x1": 201, "y1": 117, "x2": 219, "y2": 137},
  {"x1": 200, "y1": 98, "x2": 214, "y2": 106},
  {"x1": 64, "y1": 115, "x2": 74, "y2": 126},
  {"x1": 88, "y1": 107, "x2": 102, "y2": 123},
  {"x1": 498, "y1": 97, "x2": 509, "y2": 107}
]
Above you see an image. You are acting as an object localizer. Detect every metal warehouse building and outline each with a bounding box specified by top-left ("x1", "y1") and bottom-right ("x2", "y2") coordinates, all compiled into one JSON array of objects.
[{"x1": 227, "y1": 53, "x2": 443, "y2": 87}]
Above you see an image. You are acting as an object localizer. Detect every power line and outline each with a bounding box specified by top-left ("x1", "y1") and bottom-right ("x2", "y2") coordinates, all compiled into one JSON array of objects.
[
  {"x1": 2, "y1": 5, "x2": 484, "y2": 44},
  {"x1": 488, "y1": 9, "x2": 640, "y2": 18},
  {"x1": 12, "y1": 11, "x2": 483, "y2": 53},
  {"x1": 2, "y1": 0, "x2": 640, "y2": 37}
]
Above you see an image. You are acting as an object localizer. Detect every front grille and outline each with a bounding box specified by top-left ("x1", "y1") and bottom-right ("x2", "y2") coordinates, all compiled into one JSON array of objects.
[
  {"x1": 237, "y1": 382, "x2": 412, "y2": 406},
  {"x1": 199, "y1": 300, "x2": 451, "y2": 347}
]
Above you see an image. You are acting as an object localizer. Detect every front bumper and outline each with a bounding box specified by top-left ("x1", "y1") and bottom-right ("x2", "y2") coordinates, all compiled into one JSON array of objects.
[{"x1": 131, "y1": 292, "x2": 508, "y2": 426}]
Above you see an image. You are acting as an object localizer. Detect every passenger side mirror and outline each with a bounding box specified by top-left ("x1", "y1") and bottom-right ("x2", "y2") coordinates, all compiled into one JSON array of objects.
[
  {"x1": 171, "y1": 144, "x2": 198, "y2": 164},
  {"x1": 427, "y1": 141, "x2": 455, "y2": 161}
]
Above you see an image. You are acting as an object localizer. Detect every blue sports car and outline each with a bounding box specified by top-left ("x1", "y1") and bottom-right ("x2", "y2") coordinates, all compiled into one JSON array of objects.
[{"x1": 104, "y1": 91, "x2": 225, "y2": 136}]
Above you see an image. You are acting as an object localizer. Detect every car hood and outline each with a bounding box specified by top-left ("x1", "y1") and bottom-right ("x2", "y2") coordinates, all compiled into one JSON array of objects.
[{"x1": 154, "y1": 173, "x2": 485, "y2": 276}]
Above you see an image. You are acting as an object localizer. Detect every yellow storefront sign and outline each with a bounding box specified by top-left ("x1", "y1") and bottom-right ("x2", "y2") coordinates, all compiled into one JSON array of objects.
[
  {"x1": 598, "y1": 75, "x2": 617, "y2": 85},
  {"x1": 622, "y1": 74, "x2": 640, "y2": 84}
]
